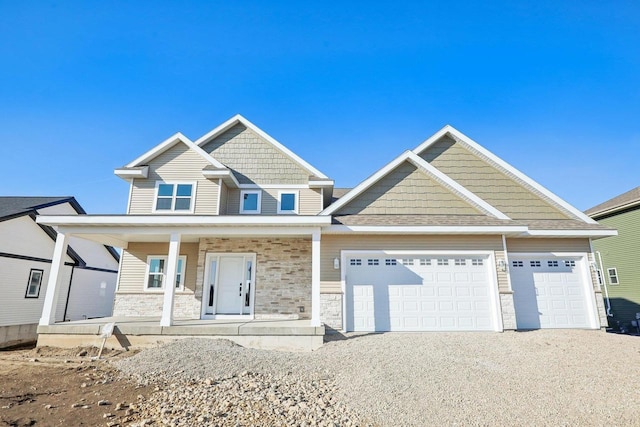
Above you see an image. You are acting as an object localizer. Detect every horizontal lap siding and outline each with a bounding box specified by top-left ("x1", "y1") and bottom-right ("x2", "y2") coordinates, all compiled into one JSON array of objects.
[
  {"x1": 320, "y1": 234, "x2": 505, "y2": 292},
  {"x1": 506, "y1": 238, "x2": 591, "y2": 252},
  {"x1": 128, "y1": 143, "x2": 219, "y2": 215},
  {"x1": 225, "y1": 188, "x2": 322, "y2": 215},
  {"x1": 117, "y1": 242, "x2": 199, "y2": 293}
]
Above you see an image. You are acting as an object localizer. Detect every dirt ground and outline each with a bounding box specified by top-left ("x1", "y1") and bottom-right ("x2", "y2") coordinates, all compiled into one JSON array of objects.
[{"x1": 0, "y1": 345, "x2": 151, "y2": 427}]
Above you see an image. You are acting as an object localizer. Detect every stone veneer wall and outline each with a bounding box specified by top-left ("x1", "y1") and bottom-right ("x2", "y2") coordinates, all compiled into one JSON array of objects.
[
  {"x1": 320, "y1": 294, "x2": 342, "y2": 330},
  {"x1": 499, "y1": 292, "x2": 517, "y2": 330},
  {"x1": 113, "y1": 294, "x2": 200, "y2": 319},
  {"x1": 197, "y1": 238, "x2": 312, "y2": 320}
]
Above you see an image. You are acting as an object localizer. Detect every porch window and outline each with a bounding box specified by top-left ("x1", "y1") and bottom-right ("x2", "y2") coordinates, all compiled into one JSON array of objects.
[
  {"x1": 277, "y1": 191, "x2": 298, "y2": 214},
  {"x1": 154, "y1": 182, "x2": 195, "y2": 213},
  {"x1": 240, "y1": 190, "x2": 262, "y2": 214},
  {"x1": 25, "y1": 269, "x2": 43, "y2": 298},
  {"x1": 146, "y1": 256, "x2": 187, "y2": 290}
]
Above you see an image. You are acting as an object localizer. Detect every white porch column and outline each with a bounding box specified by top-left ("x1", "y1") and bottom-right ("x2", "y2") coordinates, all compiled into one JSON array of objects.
[
  {"x1": 39, "y1": 232, "x2": 69, "y2": 326},
  {"x1": 160, "y1": 233, "x2": 181, "y2": 327},
  {"x1": 311, "y1": 229, "x2": 321, "y2": 327}
]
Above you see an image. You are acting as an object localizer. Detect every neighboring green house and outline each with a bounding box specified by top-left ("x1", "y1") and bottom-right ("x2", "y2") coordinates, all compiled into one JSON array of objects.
[{"x1": 586, "y1": 187, "x2": 640, "y2": 331}]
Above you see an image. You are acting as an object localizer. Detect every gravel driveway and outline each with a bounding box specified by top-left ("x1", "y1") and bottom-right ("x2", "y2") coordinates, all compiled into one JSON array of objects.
[{"x1": 114, "y1": 330, "x2": 640, "y2": 426}]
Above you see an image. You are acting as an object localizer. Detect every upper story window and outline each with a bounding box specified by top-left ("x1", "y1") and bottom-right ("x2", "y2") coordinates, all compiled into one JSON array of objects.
[
  {"x1": 146, "y1": 256, "x2": 187, "y2": 291},
  {"x1": 240, "y1": 190, "x2": 262, "y2": 214},
  {"x1": 277, "y1": 191, "x2": 298, "y2": 214},
  {"x1": 155, "y1": 182, "x2": 196, "y2": 213}
]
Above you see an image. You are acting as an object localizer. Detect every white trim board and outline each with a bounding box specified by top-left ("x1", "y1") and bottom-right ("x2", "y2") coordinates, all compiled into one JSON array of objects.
[
  {"x1": 321, "y1": 150, "x2": 509, "y2": 219},
  {"x1": 412, "y1": 125, "x2": 598, "y2": 224},
  {"x1": 193, "y1": 114, "x2": 329, "y2": 179}
]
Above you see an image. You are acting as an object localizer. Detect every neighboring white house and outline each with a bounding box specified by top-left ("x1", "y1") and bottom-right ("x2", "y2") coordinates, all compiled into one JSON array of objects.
[{"x1": 0, "y1": 197, "x2": 119, "y2": 348}]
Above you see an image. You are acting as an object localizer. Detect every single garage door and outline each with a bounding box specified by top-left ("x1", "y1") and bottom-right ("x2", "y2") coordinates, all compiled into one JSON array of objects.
[
  {"x1": 345, "y1": 254, "x2": 498, "y2": 332},
  {"x1": 509, "y1": 255, "x2": 594, "y2": 329}
]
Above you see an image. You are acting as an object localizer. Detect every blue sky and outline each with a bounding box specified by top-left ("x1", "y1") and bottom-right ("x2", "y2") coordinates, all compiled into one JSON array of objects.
[{"x1": 1, "y1": 1, "x2": 638, "y2": 214}]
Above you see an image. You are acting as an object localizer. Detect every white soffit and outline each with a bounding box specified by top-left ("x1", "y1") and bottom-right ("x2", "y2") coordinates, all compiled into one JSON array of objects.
[
  {"x1": 412, "y1": 125, "x2": 598, "y2": 224},
  {"x1": 193, "y1": 114, "x2": 329, "y2": 180},
  {"x1": 321, "y1": 150, "x2": 509, "y2": 219}
]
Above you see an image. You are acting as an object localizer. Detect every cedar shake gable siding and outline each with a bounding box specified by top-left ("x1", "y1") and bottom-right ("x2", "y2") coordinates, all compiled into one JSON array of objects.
[
  {"x1": 418, "y1": 136, "x2": 574, "y2": 220},
  {"x1": 128, "y1": 143, "x2": 219, "y2": 214},
  {"x1": 333, "y1": 161, "x2": 485, "y2": 216},
  {"x1": 201, "y1": 123, "x2": 311, "y2": 185}
]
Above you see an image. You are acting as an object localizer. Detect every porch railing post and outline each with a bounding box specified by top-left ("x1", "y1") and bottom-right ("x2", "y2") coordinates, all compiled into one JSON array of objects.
[
  {"x1": 39, "y1": 231, "x2": 70, "y2": 326},
  {"x1": 311, "y1": 229, "x2": 321, "y2": 327},
  {"x1": 160, "y1": 232, "x2": 181, "y2": 327}
]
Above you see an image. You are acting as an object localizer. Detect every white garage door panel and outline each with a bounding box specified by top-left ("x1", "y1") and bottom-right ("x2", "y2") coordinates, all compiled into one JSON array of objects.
[
  {"x1": 510, "y1": 255, "x2": 593, "y2": 329},
  {"x1": 346, "y1": 255, "x2": 497, "y2": 332}
]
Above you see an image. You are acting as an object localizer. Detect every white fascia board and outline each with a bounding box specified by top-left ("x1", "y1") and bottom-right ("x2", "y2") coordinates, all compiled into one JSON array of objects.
[
  {"x1": 114, "y1": 166, "x2": 149, "y2": 179},
  {"x1": 201, "y1": 169, "x2": 240, "y2": 187},
  {"x1": 412, "y1": 125, "x2": 598, "y2": 224},
  {"x1": 36, "y1": 215, "x2": 332, "y2": 227},
  {"x1": 124, "y1": 133, "x2": 227, "y2": 170},
  {"x1": 324, "y1": 225, "x2": 529, "y2": 235},
  {"x1": 193, "y1": 114, "x2": 329, "y2": 179},
  {"x1": 309, "y1": 179, "x2": 335, "y2": 188},
  {"x1": 525, "y1": 229, "x2": 618, "y2": 237},
  {"x1": 405, "y1": 152, "x2": 510, "y2": 219},
  {"x1": 588, "y1": 200, "x2": 640, "y2": 219}
]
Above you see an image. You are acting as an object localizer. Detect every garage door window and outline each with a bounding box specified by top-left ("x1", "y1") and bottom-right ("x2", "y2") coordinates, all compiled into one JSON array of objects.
[
  {"x1": 472, "y1": 259, "x2": 484, "y2": 266},
  {"x1": 607, "y1": 268, "x2": 619, "y2": 285},
  {"x1": 385, "y1": 259, "x2": 397, "y2": 266},
  {"x1": 512, "y1": 261, "x2": 523, "y2": 267},
  {"x1": 368, "y1": 259, "x2": 379, "y2": 266},
  {"x1": 437, "y1": 259, "x2": 449, "y2": 266},
  {"x1": 548, "y1": 261, "x2": 559, "y2": 267},
  {"x1": 401, "y1": 259, "x2": 413, "y2": 266},
  {"x1": 419, "y1": 259, "x2": 431, "y2": 266},
  {"x1": 530, "y1": 261, "x2": 541, "y2": 267},
  {"x1": 454, "y1": 259, "x2": 466, "y2": 266},
  {"x1": 350, "y1": 258, "x2": 362, "y2": 266},
  {"x1": 564, "y1": 260, "x2": 576, "y2": 267}
]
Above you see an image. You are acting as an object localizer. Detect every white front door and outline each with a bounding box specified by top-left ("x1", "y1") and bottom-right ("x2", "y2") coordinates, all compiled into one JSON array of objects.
[
  {"x1": 510, "y1": 255, "x2": 594, "y2": 329},
  {"x1": 202, "y1": 253, "x2": 255, "y2": 318}
]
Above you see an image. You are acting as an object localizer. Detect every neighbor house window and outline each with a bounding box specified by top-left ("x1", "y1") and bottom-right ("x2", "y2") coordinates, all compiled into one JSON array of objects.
[
  {"x1": 607, "y1": 268, "x2": 619, "y2": 285},
  {"x1": 146, "y1": 256, "x2": 187, "y2": 290},
  {"x1": 155, "y1": 182, "x2": 195, "y2": 212},
  {"x1": 277, "y1": 191, "x2": 298, "y2": 214},
  {"x1": 25, "y1": 269, "x2": 43, "y2": 298},
  {"x1": 240, "y1": 190, "x2": 261, "y2": 214}
]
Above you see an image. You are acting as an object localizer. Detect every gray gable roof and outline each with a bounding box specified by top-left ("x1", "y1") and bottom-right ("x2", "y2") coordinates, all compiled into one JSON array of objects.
[
  {"x1": 585, "y1": 186, "x2": 640, "y2": 218},
  {"x1": 0, "y1": 196, "x2": 84, "y2": 221}
]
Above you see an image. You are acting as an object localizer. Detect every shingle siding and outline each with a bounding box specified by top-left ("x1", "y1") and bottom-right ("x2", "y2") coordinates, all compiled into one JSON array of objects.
[
  {"x1": 201, "y1": 124, "x2": 310, "y2": 185},
  {"x1": 128, "y1": 143, "x2": 219, "y2": 215},
  {"x1": 419, "y1": 136, "x2": 573, "y2": 220},
  {"x1": 334, "y1": 161, "x2": 483, "y2": 216}
]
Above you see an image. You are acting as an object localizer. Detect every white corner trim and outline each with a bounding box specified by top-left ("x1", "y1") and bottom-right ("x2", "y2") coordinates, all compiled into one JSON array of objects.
[
  {"x1": 321, "y1": 150, "x2": 509, "y2": 219},
  {"x1": 114, "y1": 166, "x2": 149, "y2": 179},
  {"x1": 412, "y1": 125, "x2": 598, "y2": 224},
  {"x1": 193, "y1": 114, "x2": 329, "y2": 179},
  {"x1": 124, "y1": 132, "x2": 226, "y2": 170}
]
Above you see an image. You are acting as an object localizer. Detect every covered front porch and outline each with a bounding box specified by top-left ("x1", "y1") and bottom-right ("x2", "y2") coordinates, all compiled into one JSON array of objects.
[
  {"x1": 35, "y1": 215, "x2": 331, "y2": 351},
  {"x1": 37, "y1": 316, "x2": 325, "y2": 351}
]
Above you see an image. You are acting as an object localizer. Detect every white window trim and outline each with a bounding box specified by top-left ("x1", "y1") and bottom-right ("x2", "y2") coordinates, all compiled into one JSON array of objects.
[
  {"x1": 277, "y1": 190, "x2": 299, "y2": 214},
  {"x1": 607, "y1": 267, "x2": 619, "y2": 285},
  {"x1": 152, "y1": 181, "x2": 197, "y2": 214},
  {"x1": 240, "y1": 190, "x2": 262, "y2": 214},
  {"x1": 145, "y1": 255, "x2": 187, "y2": 292},
  {"x1": 25, "y1": 268, "x2": 43, "y2": 298}
]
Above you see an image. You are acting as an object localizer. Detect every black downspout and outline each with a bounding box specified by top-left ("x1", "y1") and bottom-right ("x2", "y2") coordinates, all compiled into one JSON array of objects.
[{"x1": 63, "y1": 265, "x2": 75, "y2": 322}]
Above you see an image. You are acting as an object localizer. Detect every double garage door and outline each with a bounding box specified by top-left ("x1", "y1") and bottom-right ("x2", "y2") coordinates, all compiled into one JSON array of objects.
[
  {"x1": 345, "y1": 253, "x2": 499, "y2": 332},
  {"x1": 345, "y1": 252, "x2": 597, "y2": 332}
]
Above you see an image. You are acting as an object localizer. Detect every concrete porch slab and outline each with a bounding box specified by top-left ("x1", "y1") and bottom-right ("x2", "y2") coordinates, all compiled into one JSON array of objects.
[{"x1": 37, "y1": 317, "x2": 325, "y2": 351}]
